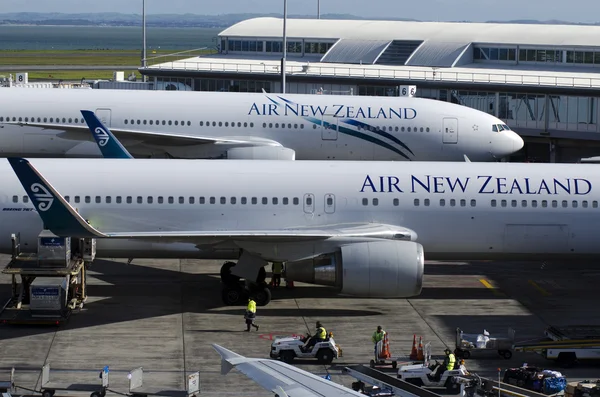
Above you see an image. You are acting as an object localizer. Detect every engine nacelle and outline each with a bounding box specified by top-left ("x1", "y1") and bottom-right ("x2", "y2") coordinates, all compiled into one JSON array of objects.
[
  {"x1": 285, "y1": 241, "x2": 424, "y2": 298},
  {"x1": 227, "y1": 146, "x2": 296, "y2": 160}
]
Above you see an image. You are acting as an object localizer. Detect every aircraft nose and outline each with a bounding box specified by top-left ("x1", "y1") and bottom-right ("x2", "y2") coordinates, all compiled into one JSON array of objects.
[{"x1": 491, "y1": 130, "x2": 524, "y2": 158}]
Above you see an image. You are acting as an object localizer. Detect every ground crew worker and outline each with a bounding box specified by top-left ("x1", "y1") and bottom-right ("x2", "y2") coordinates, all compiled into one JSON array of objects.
[
  {"x1": 372, "y1": 325, "x2": 386, "y2": 360},
  {"x1": 437, "y1": 348, "x2": 456, "y2": 380},
  {"x1": 244, "y1": 297, "x2": 259, "y2": 332},
  {"x1": 302, "y1": 321, "x2": 327, "y2": 352},
  {"x1": 271, "y1": 262, "x2": 283, "y2": 287}
]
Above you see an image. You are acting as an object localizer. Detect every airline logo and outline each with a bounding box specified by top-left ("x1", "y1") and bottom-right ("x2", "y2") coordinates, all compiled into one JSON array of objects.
[
  {"x1": 94, "y1": 126, "x2": 110, "y2": 147},
  {"x1": 30, "y1": 183, "x2": 54, "y2": 211},
  {"x1": 361, "y1": 175, "x2": 593, "y2": 195}
]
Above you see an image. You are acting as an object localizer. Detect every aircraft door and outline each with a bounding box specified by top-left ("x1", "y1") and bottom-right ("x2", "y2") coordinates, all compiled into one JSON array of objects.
[
  {"x1": 303, "y1": 193, "x2": 315, "y2": 214},
  {"x1": 321, "y1": 115, "x2": 338, "y2": 140},
  {"x1": 442, "y1": 118, "x2": 458, "y2": 144},
  {"x1": 95, "y1": 108, "x2": 112, "y2": 127},
  {"x1": 324, "y1": 193, "x2": 335, "y2": 214}
]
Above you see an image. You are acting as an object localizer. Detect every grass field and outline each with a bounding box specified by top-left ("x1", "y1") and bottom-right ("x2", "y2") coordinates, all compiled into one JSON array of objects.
[{"x1": 0, "y1": 49, "x2": 216, "y2": 81}]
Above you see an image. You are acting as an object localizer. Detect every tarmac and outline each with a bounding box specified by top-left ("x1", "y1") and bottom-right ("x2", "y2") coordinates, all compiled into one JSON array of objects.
[{"x1": 0, "y1": 254, "x2": 599, "y2": 396}]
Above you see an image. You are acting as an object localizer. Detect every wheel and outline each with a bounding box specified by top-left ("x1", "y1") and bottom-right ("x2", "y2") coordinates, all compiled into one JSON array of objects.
[
  {"x1": 42, "y1": 390, "x2": 54, "y2": 397},
  {"x1": 556, "y1": 352, "x2": 577, "y2": 368},
  {"x1": 221, "y1": 285, "x2": 244, "y2": 305},
  {"x1": 100, "y1": 391, "x2": 106, "y2": 397},
  {"x1": 369, "y1": 359, "x2": 375, "y2": 368},
  {"x1": 461, "y1": 350, "x2": 471, "y2": 359},
  {"x1": 316, "y1": 348, "x2": 334, "y2": 364},
  {"x1": 91, "y1": 392, "x2": 101, "y2": 397},
  {"x1": 253, "y1": 287, "x2": 272, "y2": 306},
  {"x1": 280, "y1": 350, "x2": 295, "y2": 364},
  {"x1": 392, "y1": 361, "x2": 397, "y2": 369},
  {"x1": 220, "y1": 261, "x2": 240, "y2": 286},
  {"x1": 501, "y1": 350, "x2": 512, "y2": 359},
  {"x1": 405, "y1": 378, "x2": 424, "y2": 387}
]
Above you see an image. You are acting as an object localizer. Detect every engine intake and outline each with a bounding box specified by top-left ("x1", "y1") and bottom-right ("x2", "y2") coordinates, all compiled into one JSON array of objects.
[{"x1": 285, "y1": 241, "x2": 424, "y2": 298}]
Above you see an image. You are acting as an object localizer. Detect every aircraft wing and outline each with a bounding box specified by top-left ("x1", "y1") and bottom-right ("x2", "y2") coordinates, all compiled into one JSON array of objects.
[
  {"x1": 7, "y1": 157, "x2": 417, "y2": 242},
  {"x1": 7, "y1": 121, "x2": 281, "y2": 147},
  {"x1": 212, "y1": 344, "x2": 364, "y2": 397}
]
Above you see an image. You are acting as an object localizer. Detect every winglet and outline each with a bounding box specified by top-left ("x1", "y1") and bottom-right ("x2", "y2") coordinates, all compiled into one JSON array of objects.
[
  {"x1": 7, "y1": 158, "x2": 106, "y2": 238},
  {"x1": 211, "y1": 344, "x2": 240, "y2": 375},
  {"x1": 80, "y1": 110, "x2": 133, "y2": 159}
]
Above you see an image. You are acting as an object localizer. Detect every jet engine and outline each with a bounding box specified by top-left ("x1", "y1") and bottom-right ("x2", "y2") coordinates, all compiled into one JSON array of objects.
[{"x1": 285, "y1": 241, "x2": 424, "y2": 297}]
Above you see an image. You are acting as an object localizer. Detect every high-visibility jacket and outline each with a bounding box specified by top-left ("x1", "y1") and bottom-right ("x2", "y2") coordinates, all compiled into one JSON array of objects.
[
  {"x1": 446, "y1": 353, "x2": 456, "y2": 370},
  {"x1": 247, "y1": 299, "x2": 256, "y2": 313},
  {"x1": 372, "y1": 330, "x2": 385, "y2": 343},
  {"x1": 273, "y1": 262, "x2": 283, "y2": 274},
  {"x1": 316, "y1": 326, "x2": 326, "y2": 339}
]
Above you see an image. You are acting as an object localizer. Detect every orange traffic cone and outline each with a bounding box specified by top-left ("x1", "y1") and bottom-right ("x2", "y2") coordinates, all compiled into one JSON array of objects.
[
  {"x1": 381, "y1": 332, "x2": 392, "y2": 359},
  {"x1": 409, "y1": 334, "x2": 418, "y2": 360},
  {"x1": 417, "y1": 336, "x2": 424, "y2": 361}
]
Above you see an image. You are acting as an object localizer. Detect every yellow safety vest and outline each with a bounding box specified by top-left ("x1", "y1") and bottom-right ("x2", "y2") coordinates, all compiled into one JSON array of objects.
[
  {"x1": 372, "y1": 331, "x2": 385, "y2": 343},
  {"x1": 247, "y1": 300, "x2": 256, "y2": 313},
  {"x1": 273, "y1": 263, "x2": 283, "y2": 274},
  {"x1": 447, "y1": 353, "x2": 456, "y2": 370},
  {"x1": 316, "y1": 327, "x2": 326, "y2": 339}
]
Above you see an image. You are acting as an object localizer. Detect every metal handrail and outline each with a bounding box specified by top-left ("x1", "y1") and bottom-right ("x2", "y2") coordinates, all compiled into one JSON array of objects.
[{"x1": 146, "y1": 60, "x2": 600, "y2": 88}]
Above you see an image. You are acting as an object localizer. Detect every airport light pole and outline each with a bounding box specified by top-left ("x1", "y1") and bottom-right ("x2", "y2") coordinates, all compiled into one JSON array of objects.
[
  {"x1": 281, "y1": 0, "x2": 287, "y2": 93},
  {"x1": 142, "y1": 0, "x2": 147, "y2": 82},
  {"x1": 317, "y1": 0, "x2": 320, "y2": 18}
]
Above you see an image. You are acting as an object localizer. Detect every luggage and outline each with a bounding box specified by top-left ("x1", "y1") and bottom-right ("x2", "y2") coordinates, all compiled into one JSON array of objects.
[{"x1": 543, "y1": 377, "x2": 567, "y2": 395}]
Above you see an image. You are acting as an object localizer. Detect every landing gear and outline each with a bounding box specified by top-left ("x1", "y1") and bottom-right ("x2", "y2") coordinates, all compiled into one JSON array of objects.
[{"x1": 220, "y1": 261, "x2": 271, "y2": 306}]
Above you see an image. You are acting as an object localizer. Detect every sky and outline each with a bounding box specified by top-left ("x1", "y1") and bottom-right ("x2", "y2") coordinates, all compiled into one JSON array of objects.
[{"x1": 2, "y1": 0, "x2": 599, "y2": 23}]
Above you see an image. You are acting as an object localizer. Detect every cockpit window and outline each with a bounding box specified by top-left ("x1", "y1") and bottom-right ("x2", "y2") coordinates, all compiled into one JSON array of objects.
[
  {"x1": 498, "y1": 124, "x2": 505, "y2": 131},
  {"x1": 492, "y1": 125, "x2": 498, "y2": 132},
  {"x1": 502, "y1": 124, "x2": 510, "y2": 130}
]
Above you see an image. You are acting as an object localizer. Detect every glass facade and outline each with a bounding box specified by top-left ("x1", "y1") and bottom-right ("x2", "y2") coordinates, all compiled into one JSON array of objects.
[
  {"x1": 220, "y1": 38, "x2": 334, "y2": 55},
  {"x1": 475, "y1": 45, "x2": 600, "y2": 66}
]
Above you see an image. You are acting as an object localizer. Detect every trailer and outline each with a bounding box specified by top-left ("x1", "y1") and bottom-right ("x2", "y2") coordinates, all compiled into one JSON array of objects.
[
  {"x1": 455, "y1": 328, "x2": 515, "y2": 359},
  {"x1": 514, "y1": 325, "x2": 600, "y2": 367},
  {"x1": 127, "y1": 367, "x2": 200, "y2": 397},
  {"x1": 38, "y1": 363, "x2": 109, "y2": 397}
]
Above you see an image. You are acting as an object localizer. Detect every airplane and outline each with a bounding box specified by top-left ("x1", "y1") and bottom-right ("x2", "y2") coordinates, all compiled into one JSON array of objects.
[
  {"x1": 1, "y1": 155, "x2": 598, "y2": 306},
  {"x1": 0, "y1": 89, "x2": 523, "y2": 161},
  {"x1": 212, "y1": 343, "x2": 365, "y2": 397}
]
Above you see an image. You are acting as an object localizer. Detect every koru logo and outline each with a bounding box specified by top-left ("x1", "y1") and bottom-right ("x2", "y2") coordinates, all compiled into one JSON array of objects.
[
  {"x1": 94, "y1": 126, "x2": 110, "y2": 147},
  {"x1": 30, "y1": 183, "x2": 54, "y2": 211}
]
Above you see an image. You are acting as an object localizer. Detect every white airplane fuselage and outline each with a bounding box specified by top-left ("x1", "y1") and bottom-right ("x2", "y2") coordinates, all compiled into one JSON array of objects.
[
  {"x1": 0, "y1": 89, "x2": 522, "y2": 161},
  {"x1": 0, "y1": 159, "x2": 597, "y2": 261}
]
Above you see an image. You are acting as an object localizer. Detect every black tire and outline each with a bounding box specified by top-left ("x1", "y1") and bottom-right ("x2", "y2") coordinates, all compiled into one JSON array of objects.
[
  {"x1": 42, "y1": 390, "x2": 54, "y2": 397},
  {"x1": 220, "y1": 261, "x2": 240, "y2": 286},
  {"x1": 501, "y1": 350, "x2": 512, "y2": 359},
  {"x1": 556, "y1": 352, "x2": 577, "y2": 368},
  {"x1": 253, "y1": 287, "x2": 272, "y2": 306},
  {"x1": 100, "y1": 391, "x2": 106, "y2": 397},
  {"x1": 280, "y1": 350, "x2": 295, "y2": 364},
  {"x1": 392, "y1": 361, "x2": 397, "y2": 369},
  {"x1": 369, "y1": 359, "x2": 375, "y2": 368},
  {"x1": 405, "y1": 378, "x2": 424, "y2": 387},
  {"x1": 221, "y1": 285, "x2": 244, "y2": 305},
  {"x1": 91, "y1": 392, "x2": 101, "y2": 397},
  {"x1": 461, "y1": 350, "x2": 471, "y2": 359},
  {"x1": 316, "y1": 348, "x2": 334, "y2": 364}
]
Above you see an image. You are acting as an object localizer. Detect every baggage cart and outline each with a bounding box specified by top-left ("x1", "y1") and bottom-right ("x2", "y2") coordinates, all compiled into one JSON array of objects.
[
  {"x1": 39, "y1": 363, "x2": 108, "y2": 397},
  {"x1": 455, "y1": 327, "x2": 515, "y2": 359}
]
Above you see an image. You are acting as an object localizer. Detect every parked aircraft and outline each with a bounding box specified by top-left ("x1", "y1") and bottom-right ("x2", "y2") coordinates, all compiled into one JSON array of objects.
[
  {"x1": 1, "y1": 156, "x2": 597, "y2": 305},
  {"x1": 0, "y1": 89, "x2": 523, "y2": 161}
]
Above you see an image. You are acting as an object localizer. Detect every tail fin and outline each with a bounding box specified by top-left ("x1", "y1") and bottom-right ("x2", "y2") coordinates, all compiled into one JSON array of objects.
[
  {"x1": 7, "y1": 158, "x2": 105, "y2": 238},
  {"x1": 80, "y1": 110, "x2": 133, "y2": 159}
]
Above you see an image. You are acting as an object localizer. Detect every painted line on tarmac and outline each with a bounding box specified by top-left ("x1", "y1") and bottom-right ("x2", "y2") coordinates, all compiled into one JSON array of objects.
[
  {"x1": 527, "y1": 280, "x2": 551, "y2": 296},
  {"x1": 479, "y1": 279, "x2": 503, "y2": 296}
]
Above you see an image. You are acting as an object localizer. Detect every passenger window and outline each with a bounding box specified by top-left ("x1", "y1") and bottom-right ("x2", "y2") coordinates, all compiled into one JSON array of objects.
[
  {"x1": 572, "y1": 201, "x2": 578, "y2": 208},
  {"x1": 12, "y1": 195, "x2": 18, "y2": 203},
  {"x1": 305, "y1": 196, "x2": 312, "y2": 206},
  {"x1": 272, "y1": 197, "x2": 278, "y2": 205},
  {"x1": 169, "y1": 196, "x2": 175, "y2": 204},
  {"x1": 244, "y1": 122, "x2": 248, "y2": 127},
  {"x1": 372, "y1": 198, "x2": 378, "y2": 206},
  {"x1": 414, "y1": 199, "x2": 420, "y2": 206},
  {"x1": 326, "y1": 197, "x2": 333, "y2": 206},
  {"x1": 450, "y1": 199, "x2": 456, "y2": 207},
  {"x1": 200, "y1": 121, "x2": 204, "y2": 126},
  {"x1": 224, "y1": 122, "x2": 228, "y2": 127},
  {"x1": 137, "y1": 196, "x2": 143, "y2": 204},
  {"x1": 262, "y1": 197, "x2": 268, "y2": 205},
  {"x1": 407, "y1": 127, "x2": 411, "y2": 132},
  {"x1": 594, "y1": 201, "x2": 598, "y2": 208},
  {"x1": 562, "y1": 200, "x2": 567, "y2": 208},
  {"x1": 263, "y1": 123, "x2": 267, "y2": 128},
  {"x1": 220, "y1": 197, "x2": 226, "y2": 205},
  {"x1": 542, "y1": 200, "x2": 548, "y2": 207},
  {"x1": 179, "y1": 197, "x2": 184, "y2": 204},
  {"x1": 491, "y1": 199, "x2": 496, "y2": 207},
  {"x1": 393, "y1": 198, "x2": 399, "y2": 206},
  {"x1": 501, "y1": 200, "x2": 507, "y2": 207},
  {"x1": 75, "y1": 196, "x2": 80, "y2": 203},
  {"x1": 283, "y1": 197, "x2": 289, "y2": 205},
  {"x1": 158, "y1": 196, "x2": 164, "y2": 204},
  {"x1": 251, "y1": 197, "x2": 257, "y2": 205},
  {"x1": 64, "y1": 196, "x2": 69, "y2": 203},
  {"x1": 362, "y1": 198, "x2": 368, "y2": 206},
  {"x1": 439, "y1": 199, "x2": 445, "y2": 206},
  {"x1": 521, "y1": 200, "x2": 527, "y2": 207},
  {"x1": 147, "y1": 197, "x2": 153, "y2": 204},
  {"x1": 460, "y1": 199, "x2": 466, "y2": 207},
  {"x1": 106, "y1": 196, "x2": 112, "y2": 204},
  {"x1": 552, "y1": 200, "x2": 558, "y2": 208},
  {"x1": 250, "y1": 123, "x2": 254, "y2": 127},
  {"x1": 511, "y1": 200, "x2": 516, "y2": 207},
  {"x1": 209, "y1": 197, "x2": 216, "y2": 204},
  {"x1": 231, "y1": 197, "x2": 236, "y2": 204},
  {"x1": 470, "y1": 199, "x2": 476, "y2": 207},
  {"x1": 583, "y1": 200, "x2": 588, "y2": 208},
  {"x1": 85, "y1": 196, "x2": 91, "y2": 203},
  {"x1": 199, "y1": 197, "x2": 205, "y2": 204},
  {"x1": 241, "y1": 197, "x2": 247, "y2": 205},
  {"x1": 144, "y1": 120, "x2": 147, "y2": 125},
  {"x1": 116, "y1": 196, "x2": 122, "y2": 204},
  {"x1": 424, "y1": 198, "x2": 430, "y2": 206},
  {"x1": 189, "y1": 197, "x2": 195, "y2": 204},
  {"x1": 426, "y1": 127, "x2": 430, "y2": 132},
  {"x1": 532, "y1": 200, "x2": 537, "y2": 208},
  {"x1": 127, "y1": 196, "x2": 132, "y2": 204},
  {"x1": 293, "y1": 197, "x2": 299, "y2": 205}
]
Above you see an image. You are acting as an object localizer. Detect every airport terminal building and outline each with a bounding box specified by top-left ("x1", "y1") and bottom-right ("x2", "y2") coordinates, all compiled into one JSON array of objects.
[{"x1": 140, "y1": 18, "x2": 600, "y2": 162}]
